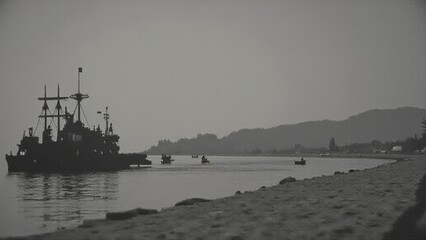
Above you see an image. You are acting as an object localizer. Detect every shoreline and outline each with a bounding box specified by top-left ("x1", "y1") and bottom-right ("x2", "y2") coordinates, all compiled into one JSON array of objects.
[
  {"x1": 148, "y1": 153, "x2": 412, "y2": 161},
  {"x1": 4, "y1": 155, "x2": 426, "y2": 240}
]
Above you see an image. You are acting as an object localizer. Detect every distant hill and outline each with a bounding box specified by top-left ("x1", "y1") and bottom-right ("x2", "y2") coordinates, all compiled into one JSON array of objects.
[{"x1": 144, "y1": 107, "x2": 426, "y2": 154}]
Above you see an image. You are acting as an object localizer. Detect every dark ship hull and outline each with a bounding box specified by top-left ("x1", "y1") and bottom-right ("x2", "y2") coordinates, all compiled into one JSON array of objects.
[
  {"x1": 6, "y1": 153, "x2": 150, "y2": 172},
  {"x1": 294, "y1": 159, "x2": 306, "y2": 165}
]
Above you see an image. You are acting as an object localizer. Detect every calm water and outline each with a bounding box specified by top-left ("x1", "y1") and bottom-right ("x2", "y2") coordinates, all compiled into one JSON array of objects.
[{"x1": 0, "y1": 155, "x2": 390, "y2": 237}]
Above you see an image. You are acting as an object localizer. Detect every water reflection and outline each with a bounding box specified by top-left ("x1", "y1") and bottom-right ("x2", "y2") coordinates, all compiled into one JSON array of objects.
[{"x1": 8, "y1": 172, "x2": 119, "y2": 231}]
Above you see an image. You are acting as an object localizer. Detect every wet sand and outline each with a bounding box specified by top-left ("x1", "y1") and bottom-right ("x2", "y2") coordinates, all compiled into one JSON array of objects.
[{"x1": 5, "y1": 155, "x2": 426, "y2": 240}]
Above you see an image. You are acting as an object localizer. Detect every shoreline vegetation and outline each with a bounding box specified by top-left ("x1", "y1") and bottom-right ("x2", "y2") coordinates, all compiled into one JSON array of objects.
[
  {"x1": 5, "y1": 154, "x2": 426, "y2": 240},
  {"x1": 144, "y1": 107, "x2": 426, "y2": 156}
]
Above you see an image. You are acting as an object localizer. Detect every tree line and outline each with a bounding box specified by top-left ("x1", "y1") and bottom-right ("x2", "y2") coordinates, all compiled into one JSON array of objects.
[{"x1": 145, "y1": 119, "x2": 426, "y2": 155}]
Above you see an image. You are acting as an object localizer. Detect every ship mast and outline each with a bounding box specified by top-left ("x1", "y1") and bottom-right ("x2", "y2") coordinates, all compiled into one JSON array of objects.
[
  {"x1": 97, "y1": 106, "x2": 112, "y2": 136},
  {"x1": 38, "y1": 85, "x2": 68, "y2": 143},
  {"x1": 56, "y1": 85, "x2": 62, "y2": 141},
  {"x1": 43, "y1": 85, "x2": 48, "y2": 132},
  {"x1": 70, "y1": 67, "x2": 89, "y2": 124},
  {"x1": 104, "y1": 106, "x2": 110, "y2": 136}
]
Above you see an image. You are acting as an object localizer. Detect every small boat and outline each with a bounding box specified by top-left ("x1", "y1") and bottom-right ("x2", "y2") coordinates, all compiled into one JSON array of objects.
[
  {"x1": 201, "y1": 155, "x2": 210, "y2": 164},
  {"x1": 294, "y1": 158, "x2": 306, "y2": 165},
  {"x1": 161, "y1": 154, "x2": 174, "y2": 164},
  {"x1": 192, "y1": 154, "x2": 198, "y2": 158}
]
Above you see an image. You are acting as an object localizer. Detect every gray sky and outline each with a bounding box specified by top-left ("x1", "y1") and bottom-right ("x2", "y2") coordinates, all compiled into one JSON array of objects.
[{"x1": 0, "y1": 0, "x2": 425, "y2": 155}]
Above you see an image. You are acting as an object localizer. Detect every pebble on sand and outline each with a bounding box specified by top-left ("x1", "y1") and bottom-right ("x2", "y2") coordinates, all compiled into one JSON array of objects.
[
  {"x1": 279, "y1": 177, "x2": 296, "y2": 185},
  {"x1": 175, "y1": 198, "x2": 212, "y2": 206},
  {"x1": 106, "y1": 208, "x2": 158, "y2": 220}
]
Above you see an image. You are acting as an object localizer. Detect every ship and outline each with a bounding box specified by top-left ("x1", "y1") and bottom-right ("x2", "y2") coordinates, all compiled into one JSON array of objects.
[
  {"x1": 294, "y1": 157, "x2": 306, "y2": 165},
  {"x1": 161, "y1": 154, "x2": 174, "y2": 164},
  {"x1": 201, "y1": 155, "x2": 210, "y2": 164},
  {"x1": 5, "y1": 68, "x2": 151, "y2": 172}
]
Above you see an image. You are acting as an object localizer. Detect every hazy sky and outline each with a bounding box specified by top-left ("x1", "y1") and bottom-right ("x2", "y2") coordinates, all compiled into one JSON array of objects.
[{"x1": 0, "y1": 0, "x2": 425, "y2": 155}]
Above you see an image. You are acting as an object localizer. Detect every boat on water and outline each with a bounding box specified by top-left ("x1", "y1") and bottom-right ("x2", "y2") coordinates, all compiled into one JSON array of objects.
[
  {"x1": 201, "y1": 155, "x2": 210, "y2": 164},
  {"x1": 191, "y1": 154, "x2": 198, "y2": 158},
  {"x1": 5, "y1": 68, "x2": 151, "y2": 172},
  {"x1": 161, "y1": 154, "x2": 174, "y2": 164},
  {"x1": 294, "y1": 157, "x2": 306, "y2": 165}
]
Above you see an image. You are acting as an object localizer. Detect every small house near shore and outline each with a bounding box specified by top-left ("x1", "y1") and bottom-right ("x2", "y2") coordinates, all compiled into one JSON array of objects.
[{"x1": 391, "y1": 146, "x2": 403, "y2": 152}]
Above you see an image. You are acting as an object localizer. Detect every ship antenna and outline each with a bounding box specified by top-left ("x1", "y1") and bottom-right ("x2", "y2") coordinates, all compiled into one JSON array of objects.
[{"x1": 78, "y1": 67, "x2": 81, "y2": 94}]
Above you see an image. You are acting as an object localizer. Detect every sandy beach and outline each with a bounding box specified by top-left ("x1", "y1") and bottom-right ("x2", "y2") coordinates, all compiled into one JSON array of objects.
[{"x1": 4, "y1": 155, "x2": 426, "y2": 240}]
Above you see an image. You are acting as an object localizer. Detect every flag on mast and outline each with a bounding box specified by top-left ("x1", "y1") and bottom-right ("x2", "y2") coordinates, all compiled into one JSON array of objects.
[{"x1": 78, "y1": 67, "x2": 83, "y2": 73}]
